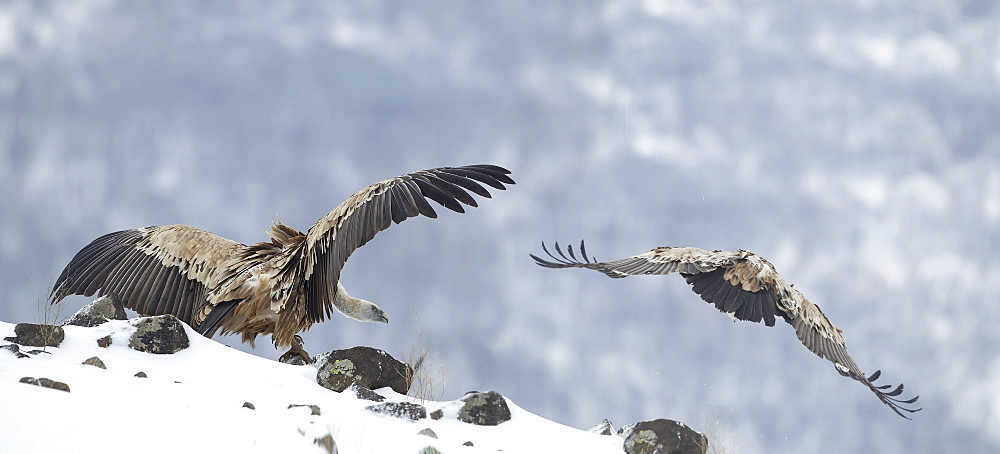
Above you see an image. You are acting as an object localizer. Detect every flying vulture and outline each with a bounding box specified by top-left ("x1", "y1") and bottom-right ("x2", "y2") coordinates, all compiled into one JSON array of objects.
[
  {"x1": 531, "y1": 240, "x2": 920, "y2": 418},
  {"x1": 49, "y1": 164, "x2": 514, "y2": 354}
]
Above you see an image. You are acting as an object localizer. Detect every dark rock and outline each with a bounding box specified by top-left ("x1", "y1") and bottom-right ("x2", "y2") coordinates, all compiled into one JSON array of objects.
[
  {"x1": 82, "y1": 356, "x2": 106, "y2": 369},
  {"x1": 129, "y1": 315, "x2": 189, "y2": 354},
  {"x1": 63, "y1": 296, "x2": 128, "y2": 327},
  {"x1": 6, "y1": 324, "x2": 65, "y2": 347},
  {"x1": 1, "y1": 343, "x2": 29, "y2": 358},
  {"x1": 589, "y1": 419, "x2": 616, "y2": 435},
  {"x1": 134, "y1": 371, "x2": 147, "y2": 378},
  {"x1": 429, "y1": 409, "x2": 443, "y2": 420},
  {"x1": 457, "y1": 391, "x2": 511, "y2": 426},
  {"x1": 620, "y1": 419, "x2": 708, "y2": 454},
  {"x1": 417, "y1": 428, "x2": 438, "y2": 438},
  {"x1": 243, "y1": 402, "x2": 255, "y2": 410},
  {"x1": 314, "y1": 346, "x2": 412, "y2": 394},
  {"x1": 313, "y1": 433, "x2": 337, "y2": 454},
  {"x1": 346, "y1": 382, "x2": 385, "y2": 402},
  {"x1": 97, "y1": 336, "x2": 112, "y2": 348},
  {"x1": 462, "y1": 441, "x2": 474, "y2": 447},
  {"x1": 288, "y1": 404, "x2": 322, "y2": 416},
  {"x1": 19, "y1": 376, "x2": 71, "y2": 392},
  {"x1": 366, "y1": 402, "x2": 427, "y2": 421}
]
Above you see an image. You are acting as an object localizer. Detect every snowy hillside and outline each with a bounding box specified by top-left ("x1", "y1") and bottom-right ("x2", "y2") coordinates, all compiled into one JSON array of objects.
[
  {"x1": 0, "y1": 317, "x2": 631, "y2": 454},
  {"x1": 1, "y1": 1, "x2": 998, "y2": 452}
]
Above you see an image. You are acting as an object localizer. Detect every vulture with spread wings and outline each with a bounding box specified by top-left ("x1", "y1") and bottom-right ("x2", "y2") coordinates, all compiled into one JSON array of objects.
[
  {"x1": 50, "y1": 165, "x2": 514, "y2": 355},
  {"x1": 531, "y1": 240, "x2": 920, "y2": 418}
]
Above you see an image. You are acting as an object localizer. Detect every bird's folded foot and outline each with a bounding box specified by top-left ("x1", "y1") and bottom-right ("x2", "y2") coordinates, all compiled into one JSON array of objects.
[{"x1": 278, "y1": 335, "x2": 312, "y2": 365}]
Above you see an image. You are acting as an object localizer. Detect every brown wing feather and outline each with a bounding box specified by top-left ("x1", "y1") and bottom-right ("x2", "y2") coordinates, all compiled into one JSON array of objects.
[
  {"x1": 50, "y1": 225, "x2": 244, "y2": 328},
  {"x1": 299, "y1": 165, "x2": 515, "y2": 322},
  {"x1": 531, "y1": 240, "x2": 920, "y2": 418}
]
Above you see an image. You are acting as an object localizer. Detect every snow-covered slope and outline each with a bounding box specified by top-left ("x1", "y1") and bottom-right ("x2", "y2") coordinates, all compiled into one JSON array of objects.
[
  {"x1": 0, "y1": 319, "x2": 624, "y2": 454},
  {"x1": 2, "y1": 1, "x2": 997, "y2": 452}
]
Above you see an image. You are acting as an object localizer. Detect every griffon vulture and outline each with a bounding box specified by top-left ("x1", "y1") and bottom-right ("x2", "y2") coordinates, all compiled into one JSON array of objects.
[
  {"x1": 49, "y1": 165, "x2": 514, "y2": 356},
  {"x1": 531, "y1": 240, "x2": 920, "y2": 418}
]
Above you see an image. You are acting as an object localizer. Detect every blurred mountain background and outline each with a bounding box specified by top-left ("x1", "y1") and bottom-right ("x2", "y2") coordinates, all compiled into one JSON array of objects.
[{"x1": 1, "y1": 1, "x2": 997, "y2": 452}]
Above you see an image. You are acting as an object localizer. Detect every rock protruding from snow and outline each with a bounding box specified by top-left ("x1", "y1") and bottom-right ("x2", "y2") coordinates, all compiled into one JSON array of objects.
[
  {"x1": 62, "y1": 296, "x2": 128, "y2": 327},
  {"x1": 288, "y1": 404, "x2": 322, "y2": 416},
  {"x1": 347, "y1": 382, "x2": 386, "y2": 402},
  {"x1": 589, "y1": 419, "x2": 616, "y2": 435},
  {"x1": 457, "y1": 391, "x2": 511, "y2": 426},
  {"x1": 620, "y1": 419, "x2": 708, "y2": 454},
  {"x1": 128, "y1": 315, "x2": 190, "y2": 354},
  {"x1": 82, "y1": 356, "x2": 106, "y2": 369},
  {"x1": 367, "y1": 402, "x2": 428, "y2": 421},
  {"x1": 19, "y1": 376, "x2": 71, "y2": 393},
  {"x1": 2, "y1": 343, "x2": 30, "y2": 358},
  {"x1": 4, "y1": 323, "x2": 65, "y2": 347},
  {"x1": 313, "y1": 346, "x2": 412, "y2": 394},
  {"x1": 313, "y1": 433, "x2": 337, "y2": 454}
]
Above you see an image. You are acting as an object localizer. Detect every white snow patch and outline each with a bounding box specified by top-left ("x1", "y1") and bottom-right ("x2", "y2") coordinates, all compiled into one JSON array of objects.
[{"x1": 0, "y1": 319, "x2": 625, "y2": 453}]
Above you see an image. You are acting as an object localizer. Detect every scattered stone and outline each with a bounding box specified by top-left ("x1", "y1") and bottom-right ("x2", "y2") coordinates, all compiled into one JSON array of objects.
[
  {"x1": 418, "y1": 447, "x2": 441, "y2": 454},
  {"x1": 288, "y1": 404, "x2": 322, "y2": 416},
  {"x1": 243, "y1": 402, "x2": 255, "y2": 410},
  {"x1": 417, "y1": 428, "x2": 438, "y2": 438},
  {"x1": 82, "y1": 356, "x2": 106, "y2": 369},
  {"x1": 346, "y1": 382, "x2": 385, "y2": 402},
  {"x1": 620, "y1": 419, "x2": 708, "y2": 454},
  {"x1": 134, "y1": 371, "x2": 147, "y2": 378},
  {"x1": 366, "y1": 402, "x2": 427, "y2": 421},
  {"x1": 457, "y1": 391, "x2": 511, "y2": 426},
  {"x1": 314, "y1": 346, "x2": 412, "y2": 394},
  {"x1": 313, "y1": 433, "x2": 337, "y2": 454},
  {"x1": 429, "y1": 409, "x2": 443, "y2": 420},
  {"x1": 5, "y1": 324, "x2": 65, "y2": 347},
  {"x1": 1, "y1": 343, "x2": 29, "y2": 358},
  {"x1": 97, "y1": 336, "x2": 112, "y2": 348},
  {"x1": 129, "y1": 315, "x2": 189, "y2": 354},
  {"x1": 589, "y1": 419, "x2": 616, "y2": 435},
  {"x1": 19, "y1": 376, "x2": 71, "y2": 393},
  {"x1": 462, "y1": 441, "x2": 474, "y2": 447},
  {"x1": 62, "y1": 296, "x2": 128, "y2": 327}
]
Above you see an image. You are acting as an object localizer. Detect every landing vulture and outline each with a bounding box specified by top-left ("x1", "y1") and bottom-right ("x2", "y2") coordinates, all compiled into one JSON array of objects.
[
  {"x1": 531, "y1": 241, "x2": 920, "y2": 418},
  {"x1": 49, "y1": 165, "x2": 514, "y2": 351}
]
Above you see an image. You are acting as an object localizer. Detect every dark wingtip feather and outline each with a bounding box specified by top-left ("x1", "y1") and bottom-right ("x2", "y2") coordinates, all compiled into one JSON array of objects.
[{"x1": 866, "y1": 371, "x2": 922, "y2": 419}]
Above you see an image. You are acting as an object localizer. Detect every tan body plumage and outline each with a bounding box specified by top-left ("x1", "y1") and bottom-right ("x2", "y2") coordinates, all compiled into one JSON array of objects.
[
  {"x1": 50, "y1": 165, "x2": 514, "y2": 348},
  {"x1": 531, "y1": 240, "x2": 920, "y2": 418}
]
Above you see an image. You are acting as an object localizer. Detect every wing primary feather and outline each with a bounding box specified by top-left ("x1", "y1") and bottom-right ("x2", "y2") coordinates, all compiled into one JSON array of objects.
[
  {"x1": 402, "y1": 179, "x2": 439, "y2": 218},
  {"x1": 424, "y1": 173, "x2": 478, "y2": 207},
  {"x1": 412, "y1": 177, "x2": 464, "y2": 213},
  {"x1": 439, "y1": 167, "x2": 506, "y2": 189},
  {"x1": 433, "y1": 171, "x2": 492, "y2": 198}
]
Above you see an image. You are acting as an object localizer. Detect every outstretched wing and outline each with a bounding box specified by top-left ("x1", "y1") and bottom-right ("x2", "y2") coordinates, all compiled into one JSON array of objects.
[
  {"x1": 49, "y1": 225, "x2": 244, "y2": 327},
  {"x1": 787, "y1": 298, "x2": 920, "y2": 418},
  {"x1": 531, "y1": 240, "x2": 781, "y2": 325},
  {"x1": 532, "y1": 240, "x2": 920, "y2": 418},
  {"x1": 300, "y1": 164, "x2": 514, "y2": 322}
]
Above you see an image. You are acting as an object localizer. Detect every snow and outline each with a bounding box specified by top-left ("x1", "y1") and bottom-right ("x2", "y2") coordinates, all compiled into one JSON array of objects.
[{"x1": 0, "y1": 319, "x2": 624, "y2": 454}]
